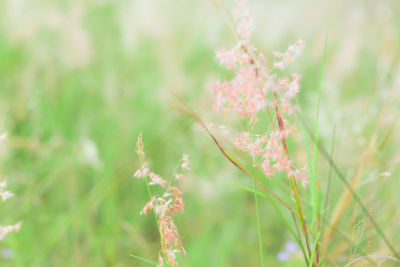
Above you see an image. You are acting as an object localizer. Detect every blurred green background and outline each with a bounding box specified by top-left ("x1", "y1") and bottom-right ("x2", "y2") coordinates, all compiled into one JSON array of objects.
[{"x1": 0, "y1": 0, "x2": 400, "y2": 266}]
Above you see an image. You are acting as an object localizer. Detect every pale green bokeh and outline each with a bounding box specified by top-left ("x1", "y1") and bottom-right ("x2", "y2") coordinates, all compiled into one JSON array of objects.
[{"x1": 0, "y1": 0, "x2": 399, "y2": 266}]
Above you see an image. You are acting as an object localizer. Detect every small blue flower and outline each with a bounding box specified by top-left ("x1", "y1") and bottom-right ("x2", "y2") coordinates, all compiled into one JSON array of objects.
[
  {"x1": 285, "y1": 241, "x2": 298, "y2": 253},
  {"x1": 277, "y1": 251, "x2": 291, "y2": 261}
]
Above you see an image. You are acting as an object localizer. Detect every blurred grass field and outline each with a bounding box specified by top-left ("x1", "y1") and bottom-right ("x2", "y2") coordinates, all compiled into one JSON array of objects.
[{"x1": 0, "y1": 0, "x2": 400, "y2": 266}]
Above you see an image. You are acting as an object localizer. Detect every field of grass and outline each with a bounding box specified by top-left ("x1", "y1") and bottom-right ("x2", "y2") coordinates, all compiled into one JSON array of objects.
[{"x1": 0, "y1": 0, "x2": 400, "y2": 266}]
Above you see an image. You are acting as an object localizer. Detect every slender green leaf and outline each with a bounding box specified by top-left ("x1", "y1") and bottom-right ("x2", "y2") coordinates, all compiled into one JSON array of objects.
[
  {"x1": 130, "y1": 254, "x2": 158, "y2": 266},
  {"x1": 311, "y1": 37, "x2": 328, "y2": 225},
  {"x1": 322, "y1": 125, "x2": 336, "y2": 234},
  {"x1": 309, "y1": 232, "x2": 321, "y2": 267},
  {"x1": 296, "y1": 110, "x2": 400, "y2": 259},
  {"x1": 219, "y1": 181, "x2": 303, "y2": 253}
]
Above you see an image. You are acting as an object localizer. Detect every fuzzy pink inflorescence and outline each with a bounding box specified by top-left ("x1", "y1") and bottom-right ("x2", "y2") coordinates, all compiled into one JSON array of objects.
[
  {"x1": 211, "y1": 0, "x2": 308, "y2": 187},
  {"x1": 134, "y1": 134, "x2": 188, "y2": 267},
  {"x1": 0, "y1": 134, "x2": 22, "y2": 240}
]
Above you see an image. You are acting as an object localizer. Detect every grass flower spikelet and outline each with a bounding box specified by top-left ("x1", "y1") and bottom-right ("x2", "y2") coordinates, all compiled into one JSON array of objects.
[{"x1": 134, "y1": 134, "x2": 188, "y2": 266}]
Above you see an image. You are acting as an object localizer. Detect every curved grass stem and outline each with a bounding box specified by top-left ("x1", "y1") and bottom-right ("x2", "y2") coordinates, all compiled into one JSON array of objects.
[{"x1": 246, "y1": 117, "x2": 264, "y2": 267}]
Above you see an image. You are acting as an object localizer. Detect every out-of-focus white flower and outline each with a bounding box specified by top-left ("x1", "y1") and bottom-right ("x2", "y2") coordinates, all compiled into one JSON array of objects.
[
  {"x1": 0, "y1": 132, "x2": 7, "y2": 143},
  {"x1": 0, "y1": 181, "x2": 7, "y2": 190},
  {"x1": 0, "y1": 181, "x2": 14, "y2": 201},
  {"x1": 81, "y1": 138, "x2": 102, "y2": 169},
  {"x1": 380, "y1": 172, "x2": 391, "y2": 177},
  {"x1": 0, "y1": 129, "x2": 21, "y2": 241},
  {"x1": 0, "y1": 222, "x2": 22, "y2": 241},
  {"x1": 0, "y1": 191, "x2": 14, "y2": 202},
  {"x1": 180, "y1": 154, "x2": 190, "y2": 170}
]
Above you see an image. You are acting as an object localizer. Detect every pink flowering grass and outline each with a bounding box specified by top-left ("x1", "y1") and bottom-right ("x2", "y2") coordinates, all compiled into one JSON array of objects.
[
  {"x1": 133, "y1": 1, "x2": 400, "y2": 266},
  {"x1": 134, "y1": 134, "x2": 188, "y2": 267},
  {"x1": 170, "y1": 0, "x2": 400, "y2": 266},
  {"x1": 208, "y1": 0, "x2": 312, "y2": 265},
  {"x1": 0, "y1": 132, "x2": 21, "y2": 241}
]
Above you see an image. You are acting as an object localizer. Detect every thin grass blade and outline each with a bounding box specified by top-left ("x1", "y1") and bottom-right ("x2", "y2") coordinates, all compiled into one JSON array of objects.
[
  {"x1": 130, "y1": 254, "x2": 158, "y2": 266},
  {"x1": 296, "y1": 110, "x2": 400, "y2": 259},
  {"x1": 311, "y1": 37, "x2": 328, "y2": 226}
]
